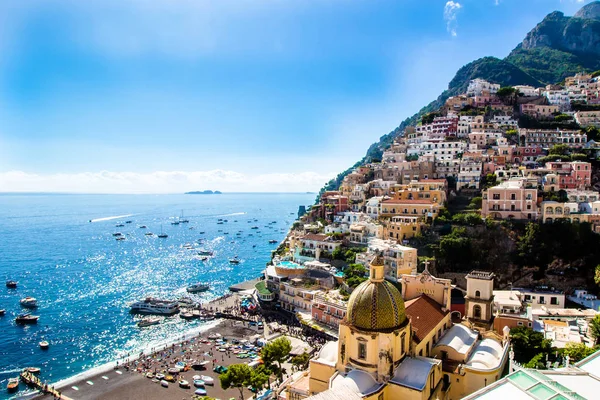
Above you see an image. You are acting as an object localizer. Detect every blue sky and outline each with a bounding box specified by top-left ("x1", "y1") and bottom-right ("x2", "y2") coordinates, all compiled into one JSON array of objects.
[{"x1": 0, "y1": 0, "x2": 592, "y2": 193}]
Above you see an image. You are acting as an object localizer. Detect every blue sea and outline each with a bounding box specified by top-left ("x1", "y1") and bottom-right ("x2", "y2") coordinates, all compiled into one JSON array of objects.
[{"x1": 0, "y1": 193, "x2": 313, "y2": 399}]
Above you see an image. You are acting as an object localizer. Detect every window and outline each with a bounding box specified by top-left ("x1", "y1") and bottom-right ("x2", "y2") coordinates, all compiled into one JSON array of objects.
[
  {"x1": 511, "y1": 194, "x2": 516, "y2": 200},
  {"x1": 473, "y1": 305, "x2": 482, "y2": 319},
  {"x1": 401, "y1": 333, "x2": 406, "y2": 354},
  {"x1": 493, "y1": 194, "x2": 500, "y2": 200},
  {"x1": 358, "y1": 342, "x2": 367, "y2": 360},
  {"x1": 551, "y1": 297, "x2": 558, "y2": 305},
  {"x1": 475, "y1": 290, "x2": 481, "y2": 298}
]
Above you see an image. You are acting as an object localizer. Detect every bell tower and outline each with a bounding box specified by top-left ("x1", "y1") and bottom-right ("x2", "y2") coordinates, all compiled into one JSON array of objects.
[{"x1": 465, "y1": 270, "x2": 495, "y2": 322}]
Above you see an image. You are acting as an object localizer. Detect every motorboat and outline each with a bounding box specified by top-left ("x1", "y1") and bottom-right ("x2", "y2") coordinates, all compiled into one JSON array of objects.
[
  {"x1": 193, "y1": 379, "x2": 205, "y2": 388},
  {"x1": 130, "y1": 298, "x2": 180, "y2": 315},
  {"x1": 200, "y1": 375, "x2": 214, "y2": 385},
  {"x1": 186, "y1": 283, "x2": 209, "y2": 293},
  {"x1": 137, "y1": 317, "x2": 161, "y2": 327},
  {"x1": 0, "y1": 309, "x2": 5, "y2": 316},
  {"x1": 7, "y1": 377, "x2": 18, "y2": 392},
  {"x1": 195, "y1": 388, "x2": 207, "y2": 395},
  {"x1": 145, "y1": 232, "x2": 154, "y2": 236},
  {"x1": 116, "y1": 236, "x2": 125, "y2": 241},
  {"x1": 112, "y1": 232, "x2": 123, "y2": 237},
  {"x1": 145, "y1": 372, "x2": 154, "y2": 379},
  {"x1": 115, "y1": 224, "x2": 125, "y2": 227},
  {"x1": 269, "y1": 240, "x2": 277, "y2": 244},
  {"x1": 199, "y1": 256, "x2": 209, "y2": 261},
  {"x1": 160, "y1": 380, "x2": 169, "y2": 388},
  {"x1": 139, "y1": 225, "x2": 147, "y2": 229},
  {"x1": 192, "y1": 360, "x2": 210, "y2": 370},
  {"x1": 39, "y1": 341, "x2": 49, "y2": 349},
  {"x1": 20, "y1": 297, "x2": 38, "y2": 308},
  {"x1": 16, "y1": 313, "x2": 39, "y2": 324},
  {"x1": 180, "y1": 312, "x2": 194, "y2": 320},
  {"x1": 251, "y1": 226, "x2": 259, "y2": 229},
  {"x1": 192, "y1": 309, "x2": 201, "y2": 318},
  {"x1": 6, "y1": 280, "x2": 17, "y2": 288},
  {"x1": 25, "y1": 367, "x2": 40, "y2": 374},
  {"x1": 125, "y1": 220, "x2": 132, "y2": 224},
  {"x1": 229, "y1": 257, "x2": 240, "y2": 264},
  {"x1": 168, "y1": 367, "x2": 180, "y2": 374},
  {"x1": 198, "y1": 250, "x2": 213, "y2": 256}
]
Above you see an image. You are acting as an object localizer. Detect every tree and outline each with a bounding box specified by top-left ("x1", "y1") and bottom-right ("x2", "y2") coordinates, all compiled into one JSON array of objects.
[
  {"x1": 549, "y1": 144, "x2": 570, "y2": 156},
  {"x1": 482, "y1": 174, "x2": 498, "y2": 189},
  {"x1": 469, "y1": 196, "x2": 482, "y2": 209},
  {"x1": 590, "y1": 315, "x2": 600, "y2": 345},
  {"x1": 510, "y1": 326, "x2": 552, "y2": 364},
  {"x1": 220, "y1": 364, "x2": 254, "y2": 400},
  {"x1": 586, "y1": 125, "x2": 600, "y2": 142},
  {"x1": 595, "y1": 265, "x2": 600, "y2": 287},
  {"x1": 560, "y1": 343, "x2": 599, "y2": 362},
  {"x1": 261, "y1": 337, "x2": 292, "y2": 382},
  {"x1": 291, "y1": 351, "x2": 311, "y2": 371},
  {"x1": 248, "y1": 366, "x2": 270, "y2": 394}
]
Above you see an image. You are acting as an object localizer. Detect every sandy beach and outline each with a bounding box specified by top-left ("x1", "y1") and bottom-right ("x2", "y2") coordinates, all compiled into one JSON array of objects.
[{"x1": 34, "y1": 292, "x2": 269, "y2": 400}]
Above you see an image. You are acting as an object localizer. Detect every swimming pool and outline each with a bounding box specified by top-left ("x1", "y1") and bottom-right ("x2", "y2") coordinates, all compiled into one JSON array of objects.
[{"x1": 277, "y1": 261, "x2": 304, "y2": 269}]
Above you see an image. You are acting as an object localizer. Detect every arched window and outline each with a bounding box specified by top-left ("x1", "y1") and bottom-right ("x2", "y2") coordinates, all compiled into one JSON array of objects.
[
  {"x1": 358, "y1": 341, "x2": 367, "y2": 360},
  {"x1": 475, "y1": 290, "x2": 481, "y2": 298},
  {"x1": 473, "y1": 305, "x2": 482, "y2": 319}
]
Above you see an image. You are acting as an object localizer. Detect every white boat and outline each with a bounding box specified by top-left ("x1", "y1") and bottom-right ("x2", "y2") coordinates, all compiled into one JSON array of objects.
[
  {"x1": 160, "y1": 380, "x2": 169, "y2": 388},
  {"x1": 39, "y1": 341, "x2": 49, "y2": 349},
  {"x1": 130, "y1": 298, "x2": 179, "y2": 315},
  {"x1": 186, "y1": 283, "x2": 209, "y2": 293},
  {"x1": 20, "y1": 297, "x2": 38, "y2": 308},
  {"x1": 200, "y1": 375, "x2": 214, "y2": 385},
  {"x1": 137, "y1": 317, "x2": 161, "y2": 327}
]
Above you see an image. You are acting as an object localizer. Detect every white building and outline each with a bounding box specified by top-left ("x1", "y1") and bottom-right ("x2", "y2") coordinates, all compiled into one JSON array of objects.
[
  {"x1": 467, "y1": 78, "x2": 500, "y2": 97},
  {"x1": 544, "y1": 89, "x2": 571, "y2": 112},
  {"x1": 457, "y1": 159, "x2": 483, "y2": 190},
  {"x1": 406, "y1": 139, "x2": 467, "y2": 161},
  {"x1": 513, "y1": 85, "x2": 538, "y2": 97}
]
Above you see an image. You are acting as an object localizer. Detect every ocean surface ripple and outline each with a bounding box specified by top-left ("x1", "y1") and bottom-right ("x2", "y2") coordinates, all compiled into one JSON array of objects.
[{"x1": 0, "y1": 193, "x2": 312, "y2": 399}]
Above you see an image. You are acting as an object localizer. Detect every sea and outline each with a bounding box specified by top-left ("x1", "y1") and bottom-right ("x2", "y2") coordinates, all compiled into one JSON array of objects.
[{"x1": 0, "y1": 192, "x2": 314, "y2": 399}]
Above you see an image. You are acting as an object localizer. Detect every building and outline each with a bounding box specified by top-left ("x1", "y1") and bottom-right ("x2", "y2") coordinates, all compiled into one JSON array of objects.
[
  {"x1": 575, "y1": 110, "x2": 600, "y2": 127},
  {"x1": 520, "y1": 103, "x2": 559, "y2": 119},
  {"x1": 388, "y1": 179, "x2": 447, "y2": 205},
  {"x1": 383, "y1": 216, "x2": 421, "y2": 242},
  {"x1": 543, "y1": 88, "x2": 571, "y2": 112},
  {"x1": 457, "y1": 158, "x2": 483, "y2": 190},
  {"x1": 406, "y1": 139, "x2": 467, "y2": 161},
  {"x1": 311, "y1": 291, "x2": 348, "y2": 330},
  {"x1": 379, "y1": 199, "x2": 440, "y2": 222},
  {"x1": 282, "y1": 256, "x2": 508, "y2": 400},
  {"x1": 467, "y1": 78, "x2": 500, "y2": 96},
  {"x1": 513, "y1": 85, "x2": 538, "y2": 97},
  {"x1": 355, "y1": 239, "x2": 418, "y2": 280},
  {"x1": 519, "y1": 129, "x2": 587, "y2": 148},
  {"x1": 481, "y1": 178, "x2": 539, "y2": 220}
]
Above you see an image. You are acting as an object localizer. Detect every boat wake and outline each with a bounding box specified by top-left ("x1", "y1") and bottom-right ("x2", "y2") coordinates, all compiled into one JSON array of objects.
[
  {"x1": 0, "y1": 368, "x2": 24, "y2": 375},
  {"x1": 214, "y1": 212, "x2": 246, "y2": 217},
  {"x1": 90, "y1": 214, "x2": 135, "y2": 223}
]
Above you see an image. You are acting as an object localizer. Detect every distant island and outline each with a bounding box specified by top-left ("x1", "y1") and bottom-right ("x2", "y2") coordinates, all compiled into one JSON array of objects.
[{"x1": 185, "y1": 190, "x2": 222, "y2": 195}]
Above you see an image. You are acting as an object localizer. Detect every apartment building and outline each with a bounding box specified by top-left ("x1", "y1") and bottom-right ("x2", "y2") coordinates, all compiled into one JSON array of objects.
[{"x1": 482, "y1": 177, "x2": 539, "y2": 220}]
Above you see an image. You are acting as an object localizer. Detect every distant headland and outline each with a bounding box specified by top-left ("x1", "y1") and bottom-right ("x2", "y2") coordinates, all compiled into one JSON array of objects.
[{"x1": 185, "y1": 190, "x2": 222, "y2": 195}]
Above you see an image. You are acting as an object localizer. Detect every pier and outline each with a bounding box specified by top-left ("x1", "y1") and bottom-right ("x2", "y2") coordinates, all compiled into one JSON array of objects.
[{"x1": 20, "y1": 370, "x2": 73, "y2": 400}]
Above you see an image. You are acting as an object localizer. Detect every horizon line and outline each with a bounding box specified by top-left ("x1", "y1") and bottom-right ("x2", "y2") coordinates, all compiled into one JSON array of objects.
[{"x1": 0, "y1": 191, "x2": 318, "y2": 196}]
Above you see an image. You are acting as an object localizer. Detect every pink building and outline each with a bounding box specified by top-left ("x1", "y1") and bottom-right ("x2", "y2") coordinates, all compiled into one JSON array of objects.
[
  {"x1": 545, "y1": 161, "x2": 592, "y2": 190},
  {"x1": 482, "y1": 178, "x2": 539, "y2": 220},
  {"x1": 517, "y1": 146, "x2": 545, "y2": 163}
]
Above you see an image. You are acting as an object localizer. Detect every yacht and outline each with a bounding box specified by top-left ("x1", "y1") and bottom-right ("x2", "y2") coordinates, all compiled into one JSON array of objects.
[
  {"x1": 186, "y1": 283, "x2": 209, "y2": 293},
  {"x1": 158, "y1": 225, "x2": 168, "y2": 238},
  {"x1": 20, "y1": 297, "x2": 38, "y2": 308},
  {"x1": 137, "y1": 317, "x2": 161, "y2": 327},
  {"x1": 16, "y1": 313, "x2": 39, "y2": 324},
  {"x1": 179, "y1": 210, "x2": 190, "y2": 223},
  {"x1": 6, "y1": 280, "x2": 17, "y2": 289},
  {"x1": 130, "y1": 298, "x2": 180, "y2": 315}
]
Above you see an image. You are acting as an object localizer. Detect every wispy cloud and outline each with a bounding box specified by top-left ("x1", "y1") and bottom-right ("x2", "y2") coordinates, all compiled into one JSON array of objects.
[
  {"x1": 0, "y1": 170, "x2": 335, "y2": 194},
  {"x1": 444, "y1": 1, "x2": 462, "y2": 37}
]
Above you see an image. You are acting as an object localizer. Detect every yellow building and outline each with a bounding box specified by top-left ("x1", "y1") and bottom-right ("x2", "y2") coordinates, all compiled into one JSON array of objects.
[
  {"x1": 282, "y1": 261, "x2": 509, "y2": 400},
  {"x1": 383, "y1": 216, "x2": 421, "y2": 242},
  {"x1": 389, "y1": 179, "x2": 447, "y2": 206},
  {"x1": 379, "y1": 199, "x2": 440, "y2": 222}
]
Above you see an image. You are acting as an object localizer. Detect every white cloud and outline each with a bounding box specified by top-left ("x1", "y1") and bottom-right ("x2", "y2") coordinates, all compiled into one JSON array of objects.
[
  {"x1": 0, "y1": 169, "x2": 335, "y2": 194},
  {"x1": 444, "y1": 1, "x2": 462, "y2": 37}
]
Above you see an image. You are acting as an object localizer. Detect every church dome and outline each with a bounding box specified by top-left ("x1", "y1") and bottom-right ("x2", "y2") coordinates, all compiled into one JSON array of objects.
[{"x1": 346, "y1": 255, "x2": 407, "y2": 332}]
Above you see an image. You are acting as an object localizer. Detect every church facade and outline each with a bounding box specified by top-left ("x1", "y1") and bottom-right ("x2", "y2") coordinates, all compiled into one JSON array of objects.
[{"x1": 281, "y1": 257, "x2": 509, "y2": 400}]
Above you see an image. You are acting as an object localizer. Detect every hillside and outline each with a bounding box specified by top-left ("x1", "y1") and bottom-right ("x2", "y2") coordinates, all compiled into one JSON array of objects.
[{"x1": 319, "y1": 2, "x2": 600, "y2": 195}]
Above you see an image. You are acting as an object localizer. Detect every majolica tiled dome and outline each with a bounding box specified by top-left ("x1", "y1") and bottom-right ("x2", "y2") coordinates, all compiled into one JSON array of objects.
[{"x1": 346, "y1": 255, "x2": 407, "y2": 332}]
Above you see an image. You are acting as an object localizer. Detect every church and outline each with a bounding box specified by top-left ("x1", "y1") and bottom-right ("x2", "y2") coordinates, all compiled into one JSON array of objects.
[{"x1": 281, "y1": 256, "x2": 509, "y2": 400}]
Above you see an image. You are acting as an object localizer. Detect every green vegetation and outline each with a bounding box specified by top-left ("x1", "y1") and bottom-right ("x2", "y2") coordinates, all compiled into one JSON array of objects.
[
  {"x1": 332, "y1": 246, "x2": 367, "y2": 264},
  {"x1": 510, "y1": 327, "x2": 553, "y2": 366},
  {"x1": 559, "y1": 342, "x2": 599, "y2": 362},
  {"x1": 344, "y1": 263, "x2": 369, "y2": 288},
  {"x1": 220, "y1": 364, "x2": 265, "y2": 400},
  {"x1": 291, "y1": 351, "x2": 311, "y2": 370},
  {"x1": 255, "y1": 281, "x2": 271, "y2": 296},
  {"x1": 590, "y1": 315, "x2": 600, "y2": 345},
  {"x1": 261, "y1": 337, "x2": 292, "y2": 382}
]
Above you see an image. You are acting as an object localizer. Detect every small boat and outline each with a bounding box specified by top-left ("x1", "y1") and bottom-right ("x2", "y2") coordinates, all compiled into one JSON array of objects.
[
  {"x1": 179, "y1": 380, "x2": 190, "y2": 388},
  {"x1": 137, "y1": 317, "x2": 161, "y2": 328},
  {"x1": 217, "y1": 222, "x2": 224, "y2": 225},
  {"x1": 139, "y1": 225, "x2": 147, "y2": 229},
  {"x1": 16, "y1": 313, "x2": 39, "y2": 324},
  {"x1": 168, "y1": 367, "x2": 180, "y2": 374},
  {"x1": 186, "y1": 283, "x2": 209, "y2": 293},
  {"x1": 125, "y1": 220, "x2": 132, "y2": 224},
  {"x1": 39, "y1": 341, "x2": 49, "y2": 349},
  {"x1": 198, "y1": 250, "x2": 213, "y2": 256},
  {"x1": 180, "y1": 312, "x2": 194, "y2": 320},
  {"x1": 200, "y1": 375, "x2": 214, "y2": 385},
  {"x1": 199, "y1": 256, "x2": 208, "y2": 261},
  {"x1": 156, "y1": 373, "x2": 165, "y2": 380},
  {"x1": 7, "y1": 377, "x2": 18, "y2": 392},
  {"x1": 193, "y1": 379, "x2": 205, "y2": 388},
  {"x1": 145, "y1": 232, "x2": 154, "y2": 236},
  {"x1": 194, "y1": 388, "x2": 207, "y2": 395},
  {"x1": 269, "y1": 240, "x2": 277, "y2": 244},
  {"x1": 112, "y1": 232, "x2": 123, "y2": 236},
  {"x1": 145, "y1": 372, "x2": 154, "y2": 379},
  {"x1": 20, "y1": 297, "x2": 38, "y2": 308},
  {"x1": 25, "y1": 367, "x2": 41, "y2": 374},
  {"x1": 116, "y1": 236, "x2": 125, "y2": 241},
  {"x1": 158, "y1": 225, "x2": 168, "y2": 238},
  {"x1": 6, "y1": 281, "x2": 17, "y2": 289},
  {"x1": 115, "y1": 224, "x2": 125, "y2": 227},
  {"x1": 160, "y1": 380, "x2": 169, "y2": 388},
  {"x1": 192, "y1": 309, "x2": 201, "y2": 318},
  {"x1": 0, "y1": 309, "x2": 5, "y2": 316},
  {"x1": 192, "y1": 360, "x2": 210, "y2": 370},
  {"x1": 251, "y1": 226, "x2": 259, "y2": 229},
  {"x1": 229, "y1": 257, "x2": 240, "y2": 264},
  {"x1": 199, "y1": 231, "x2": 205, "y2": 234}
]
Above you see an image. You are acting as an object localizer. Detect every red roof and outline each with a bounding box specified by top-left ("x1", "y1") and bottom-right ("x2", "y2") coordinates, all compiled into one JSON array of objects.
[
  {"x1": 405, "y1": 295, "x2": 449, "y2": 343},
  {"x1": 302, "y1": 233, "x2": 330, "y2": 242}
]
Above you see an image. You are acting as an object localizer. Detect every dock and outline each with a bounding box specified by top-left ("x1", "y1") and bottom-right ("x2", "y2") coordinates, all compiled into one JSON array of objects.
[{"x1": 20, "y1": 371, "x2": 73, "y2": 400}]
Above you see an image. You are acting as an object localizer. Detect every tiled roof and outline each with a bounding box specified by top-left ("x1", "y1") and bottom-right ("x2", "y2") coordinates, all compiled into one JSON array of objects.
[
  {"x1": 302, "y1": 233, "x2": 330, "y2": 242},
  {"x1": 405, "y1": 295, "x2": 449, "y2": 343}
]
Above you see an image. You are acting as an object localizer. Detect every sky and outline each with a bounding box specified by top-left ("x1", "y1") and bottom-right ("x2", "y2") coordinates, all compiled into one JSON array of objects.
[{"x1": 0, "y1": 0, "x2": 593, "y2": 193}]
